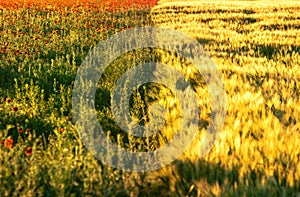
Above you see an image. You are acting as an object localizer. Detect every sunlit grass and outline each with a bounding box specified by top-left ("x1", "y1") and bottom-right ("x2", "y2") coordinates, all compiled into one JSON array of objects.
[{"x1": 0, "y1": 0, "x2": 300, "y2": 196}]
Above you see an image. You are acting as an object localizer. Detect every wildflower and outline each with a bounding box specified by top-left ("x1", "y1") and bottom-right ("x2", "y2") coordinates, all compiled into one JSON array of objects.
[
  {"x1": 25, "y1": 147, "x2": 32, "y2": 156},
  {"x1": 5, "y1": 139, "x2": 13, "y2": 149},
  {"x1": 1, "y1": 48, "x2": 6, "y2": 55},
  {"x1": 18, "y1": 128, "x2": 23, "y2": 133},
  {"x1": 6, "y1": 97, "x2": 12, "y2": 104},
  {"x1": 60, "y1": 127, "x2": 65, "y2": 133},
  {"x1": 12, "y1": 106, "x2": 18, "y2": 112}
]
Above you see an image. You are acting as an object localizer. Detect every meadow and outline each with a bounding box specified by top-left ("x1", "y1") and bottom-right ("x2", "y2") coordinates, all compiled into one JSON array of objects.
[{"x1": 0, "y1": 0, "x2": 300, "y2": 196}]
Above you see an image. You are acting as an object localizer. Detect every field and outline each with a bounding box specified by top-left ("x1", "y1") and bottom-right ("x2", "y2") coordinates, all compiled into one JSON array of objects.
[{"x1": 0, "y1": 0, "x2": 300, "y2": 196}]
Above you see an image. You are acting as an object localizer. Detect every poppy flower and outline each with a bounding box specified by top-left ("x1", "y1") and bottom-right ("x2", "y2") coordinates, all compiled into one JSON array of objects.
[
  {"x1": 18, "y1": 128, "x2": 23, "y2": 133},
  {"x1": 12, "y1": 106, "x2": 18, "y2": 112},
  {"x1": 6, "y1": 97, "x2": 12, "y2": 104},
  {"x1": 25, "y1": 147, "x2": 32, "y2": 156},
  {"x1": 1, "y1": 48, "x2": 6, "y2": 55},
  {"x1": 60, "y1": 127, "x2": 65, "y2": 133},
  {"x1": 5, "y1": 139, "x2": 13, "y2": 149}
]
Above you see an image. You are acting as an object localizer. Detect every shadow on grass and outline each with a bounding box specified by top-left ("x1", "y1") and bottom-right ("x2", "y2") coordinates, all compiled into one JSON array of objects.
[
  {"x1": 151, "y1": 6, "x2": 257, "y2": 15},
  {"x1": 0, "y1": 64, "x2": 20, "y2": 95},
  {"x1": 197, "y1": 37, "x2": 300, "y2": 60},
  {"x1": 144, "y1": 158, "x2": 300, "y2": 196}
]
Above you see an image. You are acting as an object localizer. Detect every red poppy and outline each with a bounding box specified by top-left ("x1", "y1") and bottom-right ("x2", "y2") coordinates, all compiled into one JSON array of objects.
[
  {"x1": 18, "y1": 128, "x2": 24, "y2": 133},
  {"x1": 12, "y1": 106, "x2": 18, "y2": 112},
  {"x1": 6, "y1": 97, "x2": 12, "y2": 104},
  {"x1": 25, "y1": 147, "x2": 32, "y2": 156},
  {"x1": 5, "y1": 139, "x2": 13, "y2": 149},
  {"x1": 60, "y1": 127, "x2": 65, "y2": 133},
  {"x1": 1, "y1": 48, "x2": 6, "y2": 55}
]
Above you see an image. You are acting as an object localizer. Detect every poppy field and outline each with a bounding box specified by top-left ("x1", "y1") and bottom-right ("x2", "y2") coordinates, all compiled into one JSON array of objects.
[{"x1": 0, "y1": 0, "x2": 300, "y2": 196}]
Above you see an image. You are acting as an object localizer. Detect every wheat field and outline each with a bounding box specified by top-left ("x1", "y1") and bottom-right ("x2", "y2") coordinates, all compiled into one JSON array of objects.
[{"x1": 0, "y1": 0, "x2": 299, "y2": 196}]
